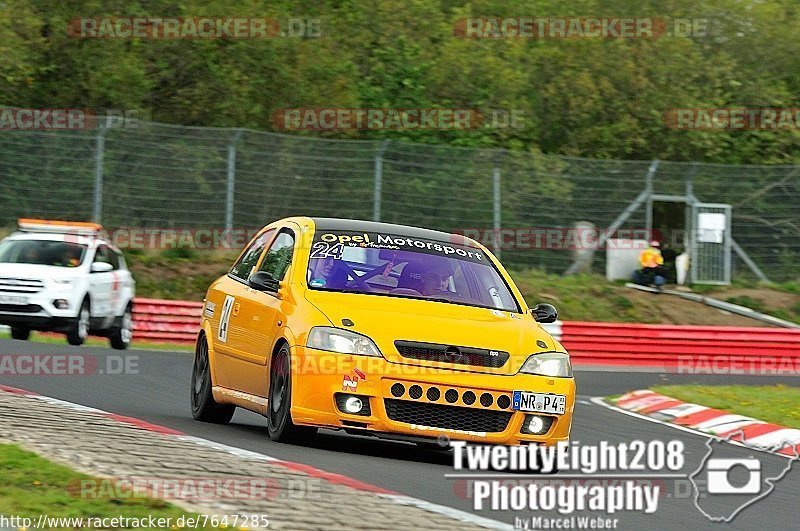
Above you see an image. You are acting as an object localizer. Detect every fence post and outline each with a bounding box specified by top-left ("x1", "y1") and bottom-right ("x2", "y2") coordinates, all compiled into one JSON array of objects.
[
  {"x1": 492, "y1": 162, "x2": 502, "y2": 259},
  {"x1": 225, "y1": 129, "x2": 243, "y2": 234},
  {"x1": 644, "y1": 159, "x2": 658, "y2": 238},
  {"x1": 373, "y1": 140, "x2": 389, "y2": 222},
  {"x1": 92, "y1": 122, "x2": 106, "y2": 222}
]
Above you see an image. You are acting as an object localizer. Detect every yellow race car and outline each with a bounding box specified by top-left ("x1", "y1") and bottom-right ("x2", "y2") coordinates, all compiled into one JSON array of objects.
[{"x1": 191, "y1": 217, "x2": 575, "y2": 448}]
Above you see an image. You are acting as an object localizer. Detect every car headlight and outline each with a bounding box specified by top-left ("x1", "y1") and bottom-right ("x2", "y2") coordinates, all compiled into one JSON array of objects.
[
  {"x1": 52, "y1": 279, "x2": 76, "y2": 289},
  {"x1": 519, "y1": 351, "x2": 572, "y2": 377},
  {"x1": 306, "y1": 327, "x2": 383, "y2": 357}
]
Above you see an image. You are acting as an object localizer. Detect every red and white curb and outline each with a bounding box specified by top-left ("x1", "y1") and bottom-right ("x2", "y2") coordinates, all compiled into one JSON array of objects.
[
  {"x1": 595, "y1": 389, "x2": 800, "y2": 458},
  {"x1": 0, "y1": 385, "x2": 509, "y2": 530}
]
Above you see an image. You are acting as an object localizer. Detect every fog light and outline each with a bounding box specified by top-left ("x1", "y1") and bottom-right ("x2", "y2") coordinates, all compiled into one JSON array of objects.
[
  {"x1": 522, "y1": 414, "x2": 554, "y2": 435},
  {"x1": 344, "y1": 396, "x2": 363, "y2": 414},
  {"x1": 335, "y1": 393, "x2": 371, "y2": 416},
  {"x1": 53, "y1": 299, "x2": 69, "y2": 310},
  {"x1": 527, "y1": 415, "x2": 544, "y2": 434}
]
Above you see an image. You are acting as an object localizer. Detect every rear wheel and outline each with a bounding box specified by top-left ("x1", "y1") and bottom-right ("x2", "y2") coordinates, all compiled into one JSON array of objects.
[
  {"x1": 267, "y1": 343, "x2": 317, "y2": 442},
  {"x1": 109, "y1": 305, "x2": 133, "y2": 350},
  {"x1": 67, "y1": 300, "x2": 90, "y2": 346},
  {"x1": 10, "y1": 326, "x2": 30, "y2": 341},
  {"x1": 191, "y1": 334, "x2": 235, "y2": 424}
]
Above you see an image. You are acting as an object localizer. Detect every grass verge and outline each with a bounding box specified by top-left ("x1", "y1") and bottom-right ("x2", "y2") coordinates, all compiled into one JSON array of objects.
[
  {"x1": 0, "y1": 443, "x2": 221, "y2": 529},
  {"x1": 650, "y1": 384, "x2": 800, "y2": 429}
]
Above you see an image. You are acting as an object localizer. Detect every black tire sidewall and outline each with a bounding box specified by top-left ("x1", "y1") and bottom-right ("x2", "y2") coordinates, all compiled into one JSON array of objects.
[
  {"x1": 67, "y1": 299, "x2": 90, "y2": 345},
  {"x1": 267, "y1": 345, "x2": 293, "y2": 439},
  {"x1": 10, "y1": 326, "x2": 30, "y2": 340},
  {"x1": 191, "y1": 334, "x2": 213, "y2": 417}
]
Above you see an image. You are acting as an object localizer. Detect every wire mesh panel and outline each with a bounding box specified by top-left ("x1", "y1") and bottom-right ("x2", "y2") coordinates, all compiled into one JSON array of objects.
[
  {"x1": 0, "y1": 129, "x2": 96, "y2": 224},
  {"x1": 690, "y1": 203, "x2": 732, "y2": 285},
  {"x1": 0, "y1": 109, "x2": 798, "y2": 282}
]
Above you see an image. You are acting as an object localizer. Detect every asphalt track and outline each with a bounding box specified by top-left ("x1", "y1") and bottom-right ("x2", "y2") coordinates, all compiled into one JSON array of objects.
[{"x1": 1, "y1": 339, "x2": 799, "y2": 530}]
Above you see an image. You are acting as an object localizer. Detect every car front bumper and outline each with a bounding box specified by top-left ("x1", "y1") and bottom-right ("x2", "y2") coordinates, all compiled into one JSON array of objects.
[{"x1": 291, "y1": 345, "x2": 575, "y2": 446}]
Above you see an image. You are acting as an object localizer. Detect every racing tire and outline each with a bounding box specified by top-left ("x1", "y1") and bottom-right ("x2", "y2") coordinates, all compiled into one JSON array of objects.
[
  {"x1": 109, "y1": 304, "x2": 133, "y2": 350},
  {"x1": 267, "y1": 343, "x2": 317, "y2": 442},
  {"x1": 191, "y1": 333, "x2": 235, "y2": 424},
  {"x1": 66, "y1": 299, "x2": 90, "y2": 346},
  {"x1": 10, "y1": 326, "x2": 30, "y2": 341}
]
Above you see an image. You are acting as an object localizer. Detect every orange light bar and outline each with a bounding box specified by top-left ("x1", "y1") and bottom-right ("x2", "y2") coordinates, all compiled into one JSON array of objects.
[{"x1": 17, "y1": 218, "x2": 102, "y2": 235}]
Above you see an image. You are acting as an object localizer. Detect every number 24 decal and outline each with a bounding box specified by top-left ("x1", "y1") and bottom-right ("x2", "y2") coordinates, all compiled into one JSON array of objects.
[
  {"x1": 310, "y1": 242, "x2": 344, "y2": 260},
  {"x1": 218, "y1": 295, "x2": 235, "y2": 343}
]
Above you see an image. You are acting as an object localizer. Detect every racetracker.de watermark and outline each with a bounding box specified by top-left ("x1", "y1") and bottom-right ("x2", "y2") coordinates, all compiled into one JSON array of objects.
[
  {"x1": 66, "y1": 227, "x2": 263, "y2": 251},
  {"x1": 0, "y1": 108, "x2": 140, "y2": 130},
  {"x1": 0, "y1": 354, "x2": 138, "y2": 376},
  {"x1": 71, "y1": 476, "x2": 322, "y2": 501},
  {"x1": 665, "y1": 108, "x2": 800, "y2": 131},
  {"x1": 454, "y1": 17, "x2": 709, "y2": 39},
  {"x1": 676, "y1": 356, "x2": 800, "y2": 376},
  {"x1": 454, "y1": 228, "x2": 655, "y2": 251},
  {"x1": 272, "y1": 108, "x2": 525, "y2": 131},
  {"x1": 68, "y1": 17, "x2": 321, "y2": 39}
]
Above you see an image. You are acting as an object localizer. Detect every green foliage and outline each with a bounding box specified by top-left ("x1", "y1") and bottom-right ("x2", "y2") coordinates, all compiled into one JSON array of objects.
[{"x1": 1, "y1": 0, "x2": 800, "y2": 161}]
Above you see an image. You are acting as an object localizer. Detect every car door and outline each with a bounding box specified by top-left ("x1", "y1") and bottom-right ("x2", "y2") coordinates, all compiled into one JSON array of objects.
[
  {"x1": 212, "y1": 228, "x2": 275, "y2": 390},
  {"x1": 235, "y1": 226, "x2": 298, "y2": 398},
  {"x1": 88, "y1": 244, "x2": 115, "y2": 321}
]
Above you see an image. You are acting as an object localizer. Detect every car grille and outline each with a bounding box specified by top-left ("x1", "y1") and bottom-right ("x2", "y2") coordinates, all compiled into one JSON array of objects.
[
  {"x1": 394, "y1": 340, "x2": 509, "y2": 368},
  {"x1": 384, "y1": 399, "x2": 512, "y2": 433},
  {"x1": 0, "y1": 277, "x2": 44, "y2": 293},
  {"x1": 0, "y1": 304, "x2": 43, "y2": 313}
]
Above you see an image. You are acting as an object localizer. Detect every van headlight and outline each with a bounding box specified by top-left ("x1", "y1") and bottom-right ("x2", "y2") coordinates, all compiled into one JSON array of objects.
[
  {"x1": 307, "y1": 327, "x2": 383, "y2": 357},
  {"x1": 519, "y1": 352, "x2": 572, "y2": 377}
]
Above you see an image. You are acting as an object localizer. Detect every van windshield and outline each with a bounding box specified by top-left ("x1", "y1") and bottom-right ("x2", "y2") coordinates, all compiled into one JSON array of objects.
[{"x1": 306, "y1": 231, "x2": 520, "y2": 313}]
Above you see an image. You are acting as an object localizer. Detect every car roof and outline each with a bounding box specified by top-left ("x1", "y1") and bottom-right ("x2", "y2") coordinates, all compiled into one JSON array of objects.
[
  {"x1": 309, "y1": 217, "x2": 481, "y2": 248},
  {"x1": 5, "y1": 232, "x2": 107, "y2": 247}
]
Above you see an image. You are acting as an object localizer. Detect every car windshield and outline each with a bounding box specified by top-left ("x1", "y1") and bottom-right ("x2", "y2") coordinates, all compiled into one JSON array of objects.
[
  {"x1": 306, "y1": 230, "x2": 520, "y2": 312},
  {"x1": 0, "y1": 239, "x2": 87, "y2": 268}
]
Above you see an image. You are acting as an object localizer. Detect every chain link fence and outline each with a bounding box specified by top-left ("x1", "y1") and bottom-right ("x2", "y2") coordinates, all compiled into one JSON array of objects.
[{"x1": 1, "y1": 115, "x2": 798, "y2": 281}]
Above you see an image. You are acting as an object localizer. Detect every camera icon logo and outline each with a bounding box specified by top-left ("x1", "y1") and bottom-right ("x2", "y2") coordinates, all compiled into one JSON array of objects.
[{"x1": 707, "y1": 458, "x2": 761, "y2": 494}]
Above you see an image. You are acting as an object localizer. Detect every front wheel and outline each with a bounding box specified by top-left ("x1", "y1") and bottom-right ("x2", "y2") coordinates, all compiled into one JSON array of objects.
[
  {"x1": 109, "y1": 305, "x2": 133, "y2": 350},
  {"x1": 67, "y1": 300, "x2": 90, "y2": 346},
  {"x1": 267, "y1": 343, "x2": 317, "y2": 442},
  {"x1": 191, "y1": 334, "x2": 235, "y2": 424},
  {"x1": 10, "y1": 326, "x2": 30, "y2": 341}
]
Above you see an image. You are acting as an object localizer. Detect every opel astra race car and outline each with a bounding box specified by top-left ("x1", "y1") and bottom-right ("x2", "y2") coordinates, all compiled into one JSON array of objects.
[
  {"x1": 191, "y1": 217, "x2": 575, "y2": 448},
  {"x1": 0, "y1": 219, "x2": 135, "y2": 349}
]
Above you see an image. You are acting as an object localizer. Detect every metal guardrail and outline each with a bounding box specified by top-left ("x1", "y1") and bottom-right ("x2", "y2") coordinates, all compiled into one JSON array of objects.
[
  {"x1": 132, "y1": 298, "x2": 202, "y2": 344},
  {"x1": 562, "y1": 321, "x2": 800, "y2": 369},
  {"x1": 130, "y1": 300, "x2": 800, "y2": 372}
]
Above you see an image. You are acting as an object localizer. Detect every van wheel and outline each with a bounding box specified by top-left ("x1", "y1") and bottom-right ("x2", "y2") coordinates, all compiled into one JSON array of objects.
[
  {"x1": 10, "y1": 326, "x2": 30, "y2": 341},
  {"x1": 109, "y1": 305, "x2": 133, "y2": 350},
  {"x1": 191, "y1": 334, "x2": 235, "y2": 424},
  {"x1": 267, "y1": 343, "x2": 317, "y2": 442},
  {"x1": 67, "y1": 300, "x2": 90, "y2": 346}
]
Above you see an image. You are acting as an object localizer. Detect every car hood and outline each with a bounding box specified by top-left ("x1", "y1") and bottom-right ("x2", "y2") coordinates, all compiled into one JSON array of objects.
[
  {"x1": 0, "y1": 262, "x2": 82, "y2": 281},
  {"x1": 304, "y1": 289, "x2": 565, "y2": 375}
]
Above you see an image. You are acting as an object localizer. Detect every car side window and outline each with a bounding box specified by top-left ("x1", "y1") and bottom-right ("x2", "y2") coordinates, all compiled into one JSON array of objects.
[
  {"x1": 94, "y1": 245, "x2": 116, "y2": 268},
  {"x1": 230, "y1": 229, "x2": 274, "y2": 280},
  {"x1": 258, "y1": 230, "x2": 295, "y2": 281}
]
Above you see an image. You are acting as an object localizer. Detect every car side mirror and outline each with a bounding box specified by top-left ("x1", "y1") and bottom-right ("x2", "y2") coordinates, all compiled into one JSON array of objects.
[
  {"x1": 90, "y1": 262, "x2": 114, "y2": 273},
  {"x1": 249, "y1": 271, "x2": 280, "y2": 293},
  {"x1": 531, "y1": 303, "x2": 558, "y2": 323}
]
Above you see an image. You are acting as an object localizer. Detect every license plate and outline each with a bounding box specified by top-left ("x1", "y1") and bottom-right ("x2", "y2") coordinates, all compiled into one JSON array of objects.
[
  {"x1": 512, "y1": 391, "x2": 566, "y2": 415},
  {"x1": 0, "y1": 294, "x2": 28, "y2": 305}
]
